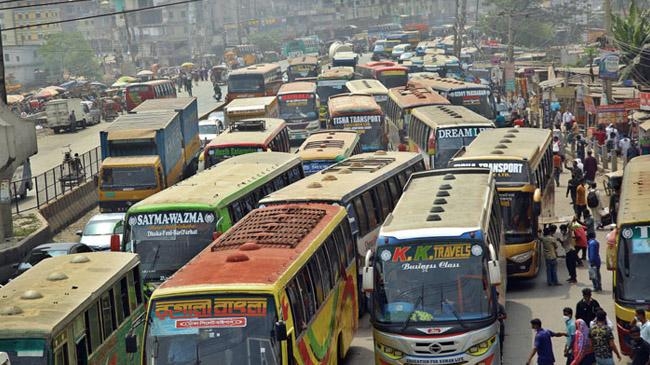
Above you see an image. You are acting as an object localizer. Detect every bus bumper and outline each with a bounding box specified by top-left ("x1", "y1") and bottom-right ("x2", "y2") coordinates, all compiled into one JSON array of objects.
[
  {"x1": 505, "y1": 242, "x2": 540, "y2": 278},
  {"x1": 99, "y1": 200, "x2": 136, "y2": 213}
]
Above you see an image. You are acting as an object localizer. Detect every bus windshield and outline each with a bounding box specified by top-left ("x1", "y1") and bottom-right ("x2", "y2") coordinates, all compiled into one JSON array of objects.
[
  {"x1": 228, "y1": 75, "x2": 265, "y2": 93},
  {"x1": 377, "y1": 72, "x2": 407, "y2": 89},
  {"x1": 101, "y1": 166, "x2": 157, "y2": 190},
  {"x1": 128, "y1": 210, "x2": 217, "y2": 284},
  {"x1": 616, "y1": 224, "x2": 650, "y2": 303},
  {"x1": 446, "y1": 90, "x2": 495, "y2": 119},
  {"x1": 331, "y1": 114, "x2": 383, "y2": 152},
  {"x1": 317, "y1": 82, "x2": 348, "y2": 101},
  {"x1": 145, "y1": 294, "x2": 280, "y2": 365},
  {"x1": 372, "y1": 242, "x2": 491, "y2": 325},
  {"x1": 436, "y1": 127, "x2": 490, "y2": 169},
  {"x1": 500, "y1": 191, "x2": 534, "y2": 244},
  {"x1": 279, "y1": 97, "x2": 318, "y2": 121},
  {"x1": 288, "y1": 65, "x2": 318, "y2": 79},
  {"x1": 0, "y1": 338, "x2": 47, "y2": 365}
]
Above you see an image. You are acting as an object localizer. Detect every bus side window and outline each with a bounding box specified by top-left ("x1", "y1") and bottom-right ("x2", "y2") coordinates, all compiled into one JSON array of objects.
[
  {"x1": 296, "y1": 268, "x2": 316, "y2": 320},
  {"x1": 316, "y1": 248, "x2": 333, "y2": 292},
  {"x1": 132, "y1": 267, "x2": 143, "y2": 305},
  {"x1": 84, "y1": 302, "x2": 102, "y2": 353},
  {"x1": 286, "y1": 280, "x2": 307, "y2": 335},
  {"x1": 387, "y1": 176, "x2": 401, "y2": 202},
  {"x1": 361, "y1": 191, "x2": 379, "y2": 230},
  {"x1": 341, "y1": 223, "x2": 355, "y2": 264},
  {"x1": 119, "y1": 277, "x2": 131, "y2": 318},
  {"x1": 324, "y1": 237, "x2": 341, "y2": 280},
  {"x1": 100, "y1": 291, "x2": 117, "y2": 339},
  {"x1": 72, "y1": 316, "x2": 88, "y2": 365},
  {"x1": 54, "y1": 341, "x2": 70, "y2": 365},
  {"x1": 375, "y1": 182, "x2": 393, "y2": 219},
  {"x1": 113, "y1": 284, "x2": 125, "y2": 324},
  {"x1": 307, "y1": 259, "x2": 324, "y2": 306},
  {"x1": 352, "y1": 197, "x2": 369, "y2": 236}
]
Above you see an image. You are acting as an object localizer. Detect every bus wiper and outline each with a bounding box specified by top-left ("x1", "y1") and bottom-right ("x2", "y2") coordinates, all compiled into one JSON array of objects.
[
  {"x1": 143, "y1": 245, "x2": 161, "y2": 284},
  {"x1": 400, "y1": 285, "x2": 424, "y2": 333},
  {"x1": 444, "y1": 299, "x2": 467, "y2": 329}
]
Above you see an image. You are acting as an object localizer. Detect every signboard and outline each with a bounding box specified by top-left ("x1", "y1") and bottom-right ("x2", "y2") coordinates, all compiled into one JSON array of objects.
[
  {"x1": 504, "y1": 63, "x2": 515, "y2": 92},
  {"x1": 378, "y1": 243, "x2": 483, "y2": 272},
  {"x1": 583, "y1": 95, "x2": 597, "y2": 114},
  {"x1": 596, "y1": 104, "x2": 626, "y2": 125},
  {"x1": 450, "y1": 160, "x2": 529, "y2": 183},
  {"x1": 640, "y1": 92, "x2": 650, "y2": 111},
  {"x1": 331, "y1": 115, "x2": 381, "y2": 130},
  {"x1": 624, "y1": 98, "x2": 640, "y2": 111},
  {"x1": 0, "y1": 180, "x2": 9, "y2": 203},
  {"x1": 599, "y1": 53, "x2": 620, "y2": 80},
  {"x1": 437, "y1": 127, "x2": 490, "y2": 139},
  {"x1": 554, "y1": 87, "x2": 575, "y2": 99},
  {"x1": 129, "y1": 211, "x2": 216, "y2": 241}
]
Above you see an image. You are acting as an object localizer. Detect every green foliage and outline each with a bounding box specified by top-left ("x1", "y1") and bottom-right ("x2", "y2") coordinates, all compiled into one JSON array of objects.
[
  {"x1": 247, "y1": 31, "x2": 284, "y2": 52},
  {"x1": 611, "y1": 2, "x2": 650, "y2": 84},
  {"x1": 38, "y1": 32, "x2": 101, "y2": 81},
  {"x1": 479, "y1": 0, "x2": 554, "y2": 49}
]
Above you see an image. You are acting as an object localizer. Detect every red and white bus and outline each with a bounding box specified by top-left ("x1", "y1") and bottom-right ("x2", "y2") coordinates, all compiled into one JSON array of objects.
[
  {"x1": 124, "y1": 79, "x2": 176, "y2": 111},
  {"x1": 355, "y1": 61, "x2": 408, "y2": 88}
]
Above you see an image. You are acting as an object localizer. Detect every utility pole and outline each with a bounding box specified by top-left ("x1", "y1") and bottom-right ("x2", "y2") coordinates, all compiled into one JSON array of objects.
[
  {"x1": 603, "y1": 0, "x2": 613, "y2": 104},
  {"x1": 507, "y1": 13, "x2": 514, "y2": 62},
  {"x1": 235, "y1": 2, "x2": 242, "y2": 44}
]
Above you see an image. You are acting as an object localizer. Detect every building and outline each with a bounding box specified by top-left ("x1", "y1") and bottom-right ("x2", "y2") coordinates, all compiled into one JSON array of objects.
[
  {"x1": 1, "y1": 1, "x2": 63, "y2": 46},
  {"x1": 3, "y1": 45, "x2": 44, "y2": 87}
]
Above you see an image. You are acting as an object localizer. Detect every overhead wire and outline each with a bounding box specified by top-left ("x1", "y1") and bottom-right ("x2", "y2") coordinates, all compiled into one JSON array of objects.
[{"x1": 0, "y1": 0, "x2": 90, "y2": 11}]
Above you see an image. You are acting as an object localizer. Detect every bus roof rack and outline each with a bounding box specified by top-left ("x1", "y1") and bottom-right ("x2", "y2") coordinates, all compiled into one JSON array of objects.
[{"x1": 232, "y1": 119, "x2": 266, "y2": 132}]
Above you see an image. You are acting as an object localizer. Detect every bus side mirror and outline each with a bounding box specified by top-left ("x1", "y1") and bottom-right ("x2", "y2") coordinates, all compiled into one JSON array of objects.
[
  {"x1": 533, "y1": 188, "x2": 542, "y2": 216},
  {"x1": 125, "y1": 333, "x2": 138, "y2": 353},
  {"x1": 110, "y1": 234, "x2": 121, "y2": 252},
  {"x1": 362, "y1": 250, "x2": 374, "y2": 292},
  {"x1": 274, "y1": 321, "x2": 288, "y2": 342},
  {"x1": 488, "y1": 244, "x2": 502, "y2": 285}
]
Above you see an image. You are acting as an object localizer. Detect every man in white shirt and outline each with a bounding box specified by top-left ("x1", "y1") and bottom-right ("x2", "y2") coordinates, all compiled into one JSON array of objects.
[
  {"x1": 562, "y1": 110, "x2": 574, "y2": 126},
  {"x1": 618, "y1": 136, "x2": 631, "y2": 163},
  {"x1": 630, "y1": 309, "x2": 650, "y2": 343}
]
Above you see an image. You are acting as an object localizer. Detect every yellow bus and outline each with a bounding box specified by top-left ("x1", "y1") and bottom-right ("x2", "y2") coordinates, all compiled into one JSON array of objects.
[
  {"x1": 226, "y1": 63, "x2": 283, "y2": 103},
  {"x1": 383, "y1": 85, "x2": 450, "y2": 133},
  {"x1": 224, "y1": 96, "x2": 279, "y2": 125},
  {"x1": 202, "y1": 118, "x2": 291, "y2": 169},
  {"x1": 345, "y1": 79, "x2": 390, "y2": 110},
  {"x1": 316, "y1": 66, "x2": 355, "y2": 126},
  {"x1": 408, "y1": 105, "x2": 495, "y2": 169},
  {"x1": 328, "y1": 93, "x2": 387, "y2": 152},
  {"x1": 137, "y1": 203, "x2": 358, "y2": 364},
  {"x1": 0, "y1": 252, "x2": 145, "y2": 365},
  {"x1": 363, "y1": 167, "x2": 506, "y2": 364},
  {"x1": 449, "y1": 128, "x2": 554, "y2": 278},
  {"x1": 611, "y1": 155, "x2": 650, "y2": 355},
  {"x1": 296, "y1": 130, "x2": 362, "y2": 175},
  {"x1": 287, "y1": 55, "x2": 320, "y2": 82},
  {"x1": 277, "y1": 81, "x2": 320, "y2": 142}
]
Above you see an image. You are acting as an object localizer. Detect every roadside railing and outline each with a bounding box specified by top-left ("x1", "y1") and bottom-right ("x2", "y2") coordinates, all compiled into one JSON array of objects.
[{"x1": 10, "y1": 146, "x2": 101, "y2": 214}]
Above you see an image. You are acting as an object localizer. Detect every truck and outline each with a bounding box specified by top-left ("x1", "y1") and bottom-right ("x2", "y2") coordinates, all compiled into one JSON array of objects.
[
  {"x1": 132, "y1": 97, "x2": 201, "y2": 177},
  {"x1": 98, "y1": 111, "x2": 188, "y2": 213},
  {"x1": 45, "y1": 98, "x2": 100, "y2": 133}
]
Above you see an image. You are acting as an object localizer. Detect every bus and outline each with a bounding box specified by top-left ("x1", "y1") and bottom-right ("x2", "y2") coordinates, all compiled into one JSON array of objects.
[
  {"x1": 121, "y1": 152, "x2": 304, "y2": 291},
  {"x1": 137, "y1": 203, "x2": 358, "y2": 365},
  {"x1": 611, "y1": 155, "x2": 650, "y2": 355},
  {"x1": 282, "y1": 37, "x2": 320, "y2": 58},
  {"x1": 286, "y1": 55, "x2": 320, "y2": 82},
  {"x1": 226, "y1": 63, "x2": 283, "y2": 103},
  {"x1": 345, "y1": 79, "x2": 390, "y2": 110},
  {"x1": 368, "y1": 23, "x2": 402, "y2": 41},
  {"x1": 296, "y1": 130, "x2": 362, "y2": 175},
  {"x1": 316, "y1": 66, "x2": 355, "y2": 125},
  {"x1": 125, "y1": 79, "x2": 176, "y2": 111},
  {"x1": 355, "y1": 62, "x2": 408, "y2": 88},
  {"x1": 362, "y1": 167, "x2": 505, "y2": 365},
  {"x1": 224, "y1": 96, "x2": 279, "y2": 125},
  {"x1": 0, "y1": 252, "x2": 145, "y2": 365},
  {"x1": 449, "y1": 128, "x2": 554, "y2": 278},
  {"x1": 328, "y1": 93, "x2": 387, "y2": 152},
  {"x1": 383, "y1": 85, "x2": 451, "y2": 133},
  {"x1": 408, "y1": 75, "x2": 496, "y2": 120},
  {"x1": 203, "y1": 118, "x2": 290, "y2": 169},
  {"x1": 260, "y1": 151, "x2": 426, "y2": 312},
  {"x1": 277, "y1": 81, "x2": 320, "y2": 142},
  {"x1": 408, "y1": 105, "x2": 495, "y2": 169}
]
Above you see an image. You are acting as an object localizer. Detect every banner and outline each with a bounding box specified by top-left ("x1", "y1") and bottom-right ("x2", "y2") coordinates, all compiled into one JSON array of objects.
[
  {"x1": 599, "y1": 53, "x2": 620, "y2": 80},
  {"x1": 596, "y1": 104, "x2": 626, "y2": 125},
  {"x1": 583, "y1": 95, "x2": 597, "y2": 114}
]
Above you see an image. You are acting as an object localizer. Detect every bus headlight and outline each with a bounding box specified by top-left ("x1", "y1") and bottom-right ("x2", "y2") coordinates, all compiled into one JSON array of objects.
[
  {"x1": 510, "y1": 251, "x2": 533, "y2": 263},
  {"x1": 377, "y1": 343, "x2": 405, "y2": 360},
  {"x1": 467, "y1": 335, "x2": 496, "y2": 356}
]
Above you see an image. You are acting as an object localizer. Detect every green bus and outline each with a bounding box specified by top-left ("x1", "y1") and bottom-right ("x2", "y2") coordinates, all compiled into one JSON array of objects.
[
  {"x1": 0, "y1": 252, "x2": 145, "y2": 365},
  {"x1": 120, "y1": 152, "x2": 304, "y2": 291},
  {"x1": 316, "y1": 66, "x2": 355, "y2": 127}
]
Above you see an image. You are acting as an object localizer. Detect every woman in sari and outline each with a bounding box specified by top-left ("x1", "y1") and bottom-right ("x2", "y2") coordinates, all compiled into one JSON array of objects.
[{"x1": 571, "y1": 319, "x2": 596, "y2": 365}]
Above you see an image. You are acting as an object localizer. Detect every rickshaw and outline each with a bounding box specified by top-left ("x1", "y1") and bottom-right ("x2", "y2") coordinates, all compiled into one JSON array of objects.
[
  {"x1": 99, "y1": 97, "x2": 121, "y2": 122},
  {"x1": 59, "y1": 145, "x2": 85, "y2": 190},
  {"x1": 602, "y1": 170, "x2": 623, "y2": 196},
  {"x1": 210, "y1": 65, "x2": 228, "y2": 85}
]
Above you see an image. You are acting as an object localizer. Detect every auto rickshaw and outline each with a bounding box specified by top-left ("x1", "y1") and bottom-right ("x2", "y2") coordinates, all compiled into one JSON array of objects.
[
  {"x1": 210, "y1": 65, "x2": 229, "y2": 85},
  {"x1": 99, "y1": 97, "x2": 121, "y2": 122}
]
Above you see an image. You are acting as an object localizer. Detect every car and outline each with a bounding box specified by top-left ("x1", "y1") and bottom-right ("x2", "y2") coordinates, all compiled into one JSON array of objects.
[
  {"x1": 199, "y1": 112, "x2": 224, "y2": 147},
  {"x1": 391, "y1": 43, "x2": 412, "y2": 60},
  {"x1": 10, "y1": 242, "x2": 94, "y2": 279},
  {"x1": 76, "y1": 213, "x2": 125, "y2": 251}
]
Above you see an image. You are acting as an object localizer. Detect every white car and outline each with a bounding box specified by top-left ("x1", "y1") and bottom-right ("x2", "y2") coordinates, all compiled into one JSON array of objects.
[
  {"x1": 391, "y1": 43, "x2": 412, "y2": 60},
  {"x1": 76, "y1": 213, "x2": 125, "y2": 251},
  {"x1": 200, "y1": 112, "x2": 224, "y2": 147}
]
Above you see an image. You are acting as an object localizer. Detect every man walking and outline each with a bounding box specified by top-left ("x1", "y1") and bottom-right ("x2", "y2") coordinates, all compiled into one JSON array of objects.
[
  {"x1": 587, "y1": 232, "x2": 602, "y2": 292},
  {"x1": 561, "y1": 224, "x2": 578, "y2": 283},
  {"x1": 563, "y1": 308, "x2": 576, "y2": 365},
  {"x1": 574, "y1": 178, "x2": 588, "y2": 220},
  {"x1": 553, "y1": 152, "x2": 562, "y2": 187},
  {"x1": 541, "y1": 227, "x2": 561, "y2": 286},
  {"x1": 583, "y1": 150, "x2": 598, "y2": 184},
  {"x1": 589, "y1": 310, "x2": 622, "y2": 364},
  {"x1": 630, "y1": 309, "x2": 650, "y2": 343},
  {"x1": 629, "y1": 326, "x2": 650, "y2": 365},
  {"x1": 526, "y1": 318, "x2": 567, "y2": 365},
  {"x1": 576, "y1": 288, "x2": 601, "y2": 324}
]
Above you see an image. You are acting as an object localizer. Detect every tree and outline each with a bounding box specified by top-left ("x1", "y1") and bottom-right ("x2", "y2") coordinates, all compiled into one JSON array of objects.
[
  {"x1": 38, "y1": 32, "x2": 102, "y2": 82},
  {"x1": 247, "y1": 30, "x2": 284, "y2": 53},
  {"x1": 611, "y1": 2, "x2": 650, "y2": 85},
  {"x1": 479, "y1": 0, "x2": 556, "y2": 50}
]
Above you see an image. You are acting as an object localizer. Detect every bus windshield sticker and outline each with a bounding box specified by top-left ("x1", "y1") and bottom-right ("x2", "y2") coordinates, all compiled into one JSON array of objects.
[
  {"x1": 378, "y1": 243, "x2": 482, "y2": 273},
  {"x1": 154, "y1": 298, "x2": 268, "y2": 320},
  {"x1": 451, "y1": 161, "x2": 526, "y2": 181},
  {"x1": 382, "y1": 70, "x2": 406, "y2": 76},
  {"x1": 332, "y1": 115, "x2": 382, "y2": 130},
  {"x1": 623, "y1": 225, "x2": 650, "y2": 254},
  {"x1": 175, "y1": 317, "x2": 247, "y2": 329},
  {"x1": 447, "y1": 89, "x2": 490, "y2": 97},
  {"x1": 281, "y1": 93, "x2": 312, "y2": 100},
  {"x1": 437, "y1": 127, "x2": 490, "y2": 139},
  {"x1": 210, "y1": 146, "x2": 259, "y2": 157},
  {"x1": 129, "y1": 211, "x2": 215, "y2": 240}
]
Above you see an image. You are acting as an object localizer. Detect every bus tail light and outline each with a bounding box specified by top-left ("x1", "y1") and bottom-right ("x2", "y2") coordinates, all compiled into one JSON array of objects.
[{"x1": 110, "y1": 234, "x2": 121, "y2": 251}]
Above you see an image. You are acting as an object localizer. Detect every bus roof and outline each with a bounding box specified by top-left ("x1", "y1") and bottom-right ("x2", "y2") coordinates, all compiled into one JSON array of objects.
[
  {"x1": 106, "y1": 111, "x2": 178, "y2": 140},
  {"x1": 0, "y1": 252, "x2": 139, "y2": 338},
  {"x1": 408, "y1": 75, "x2": 490, "y2": 92},
  {"x1": 205, "y1": 118, "x2": 286, "y2": 147},
  {"x1": 132, "y1": 96, "x2": 196, "y2": 112},
  {"x1": 126, "y1": 79, "x2": 172, "y2": 89},
  {"x1": 387, "y1": 85, "x2": 450, "y2": 108},
  {"x1": 345, "y1": 79, "x2": 389, "y2": 95},
  {"x1": 297, "y1": 130, "x2": 360, "y2": 161},
  {"x1": 128, "y1": 152, "x2": 301, "y2": 212},
  {"x1": 328, "y1": 93, "x2": 381, "y2": 114},
  {"x1": 228, "y1": 63, "x2": 280, "y2": 76},
  {"x1": 451, "y1": 128, "x2": 552, "y2": 162},
  {"x1": 317, "y1": 67, "x2": 355, "y2": 80},
  {"x1": 617, "y1": 155, "x2": 650, "y2": 226},
  {"x1": 153, "y1": 204, "x2": 346, "y2": 295},
  {"x1": 224, "y1": 96, "x2": 276, "y2": 109},
  {"x1": 380, "y1": 168, "x2": 494, "y2": 237},
  {"x1": 410, "y1": 105, "x2": 493, "y2": 127},
  {"x1": 277, "y1": 81, "x2": 317, "y2": 95},
  {"x1": 102, "y1": 155, "x2": 160, "y2": 166},
  {"x1": 260, "y1": 151, "x2": 422, "y2": 204},
  {"x1": 288, "y1": 55, "x2": 319, "y2": 65}
]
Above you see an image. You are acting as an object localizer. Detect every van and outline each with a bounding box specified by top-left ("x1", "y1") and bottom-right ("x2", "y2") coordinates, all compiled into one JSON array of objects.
[{"x1": 10, "y1": 159, "x2": 32, "y2": 200}]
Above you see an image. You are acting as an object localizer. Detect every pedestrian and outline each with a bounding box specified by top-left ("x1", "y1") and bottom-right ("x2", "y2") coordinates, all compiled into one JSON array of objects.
[
  {"x1": 553, "y1": 152, "x2": 562, "y2": 187},
  {"x1": 526, "y1": 318, "x2": 567, "y2": 365},
  {"x1": 563, "y1": 307, "x2": 576, "y2": 365},
  {"x1": 589, "y1": 310, "x2": 622, "y2": 364},
  {"x1": 576, "y1": 135, "x2": 586, "y2": 161},
  {"x1": 587, "y1": 231, "x2": 602, "y2": 292},
  {"x1": 561, "y1": 224, "x2": 578, "y2": 283},
  {"x1": 566, "y1": 174, "x2": 578, "y2": 206},
  {"x1": 541, "y1": 227, "x2": 561, "y2": 286},
  {"x1": 630, "y1": 309, "x2": 650, "y2": 343},
  {"x1": 563, "y1": 110, "x2": 574, "y2": 131},
  {"x1": 185, "y1": 77, "x2": 193, "y2": 97},
  {"x1": 593, "y1": 126, "x2": 607, "y2": 147},
  {"x1": 586, "y1": 183, "x2": 604, "y2": 229},
  {"x1": 583, "y1": 150, "x2": 597, "y2": 184},
  {"x1": 628, "y1": 326, "x2": 650, "y2": 365},
  {"x1": 497, "y1": 291, "x2": 507, "y2": 359},
  {"x1": 571, "y1": 319, "x2": 596, "y2": 365},
  {"x1": 618, "y1": 134, "x2": 631, "y2": 161},
  {"x1": 572, "y1": 220, "x2": 587, "y2": 264},
  {"x1": 589, "y1": 309, "x2": 614, "y2": 330},
  {"x1": 574, "y1": 179, "x2": 587, "y2": 220},
  {"x1": 627, "y1": 139, "x2": 640, "y2": 162},
  {"x1": 576, "y1": 288, "x2": 601, "y2": 324},
  {"x1": 578, "y1": 209, "x2": 596, "y2": 238}
]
